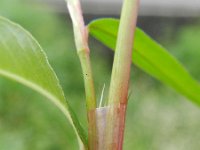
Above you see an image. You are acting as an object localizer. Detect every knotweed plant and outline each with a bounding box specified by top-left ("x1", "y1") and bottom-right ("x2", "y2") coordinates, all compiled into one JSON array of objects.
[{"x1": 0, "y1": 0, "x2": 200, "y2": 149}]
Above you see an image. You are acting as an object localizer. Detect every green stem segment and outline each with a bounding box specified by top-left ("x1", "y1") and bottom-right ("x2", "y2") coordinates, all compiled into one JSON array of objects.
[
  {"x1": 66, "y1": 0, "x2": 96, "y2": 114},
  {"x1": 108, "y1": 0, "x2": 139, "y2": 105},
  {"x1": 106, "y1": 0, "x2": 139, "y2": 149},
  {"x1": 78, "y1": 50, "x2": 96, "y2": 110},
  {"x1": 78, "y1": 50, "x2": 98, "y2": 149},
  {"x1": 66, "y1": 0, "x2": 97, "y2": 149}
]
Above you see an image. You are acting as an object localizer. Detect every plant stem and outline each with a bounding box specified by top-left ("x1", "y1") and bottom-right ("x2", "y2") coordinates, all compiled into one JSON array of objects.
[
  {"x1": 108, "y1": 0, "x2": 139, "y2": 105},
  {"x1": 78, "y1": 50, "x2": 96, "y2": 110},
  {"x1": 79, "y1": 50, "x2": 98, "y2": 149},
  {"x1": 66, "y1": 0, "x2": 97, "y2": 149},
  {"x1": 106, "y1": 0, "x2": 139, "y2": 149}
]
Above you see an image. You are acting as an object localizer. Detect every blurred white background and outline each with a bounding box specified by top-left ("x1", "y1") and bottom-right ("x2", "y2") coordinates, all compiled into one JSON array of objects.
[{"x1": 36, "y1": 0, "x2": 200, "y2": 16}]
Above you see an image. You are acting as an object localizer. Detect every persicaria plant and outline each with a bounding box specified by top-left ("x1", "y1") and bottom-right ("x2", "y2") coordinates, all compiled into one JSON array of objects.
[{"x1": 0, "y1": 0, "x2": 200, "y2": 149}]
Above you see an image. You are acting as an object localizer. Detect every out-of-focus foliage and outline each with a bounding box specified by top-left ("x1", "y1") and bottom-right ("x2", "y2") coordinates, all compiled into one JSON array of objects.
[
  {"x1": 168, "y1": 25, "x2": 200, "y2": 81},
  {"x1": 0, "y1": 0, "x2": 200, "y2": 150}
]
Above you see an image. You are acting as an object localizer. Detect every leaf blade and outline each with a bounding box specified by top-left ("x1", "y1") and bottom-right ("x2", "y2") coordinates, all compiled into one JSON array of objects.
[
  {"x1": 88, "y1": 18, "x2": 200, "y2": 105},
  {"x1": 0, "y1": 16, "x2": 87, "y2": 148}
]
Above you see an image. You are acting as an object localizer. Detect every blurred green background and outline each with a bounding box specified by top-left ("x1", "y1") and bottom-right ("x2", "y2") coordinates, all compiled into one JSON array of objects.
[{"x1": 0, "y1": 0, "x2": 200, "y2": 149}]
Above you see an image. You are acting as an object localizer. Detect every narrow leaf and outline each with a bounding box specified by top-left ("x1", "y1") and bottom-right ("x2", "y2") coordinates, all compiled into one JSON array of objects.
[
  {"x1": 0, "y1": 16, "x2": 87, "y2": 148},
  {"x1": 88, "y1": 18, "x2": 200, "y2": 106}
]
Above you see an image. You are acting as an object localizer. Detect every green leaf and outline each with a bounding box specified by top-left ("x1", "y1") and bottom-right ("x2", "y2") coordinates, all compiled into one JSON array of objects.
[
  {"x1": 88, "y1": 18, "x2": 200, "y2": 106},
  {"x1": 0, "y1": 16, "x2": 87, "y2": 149}
]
